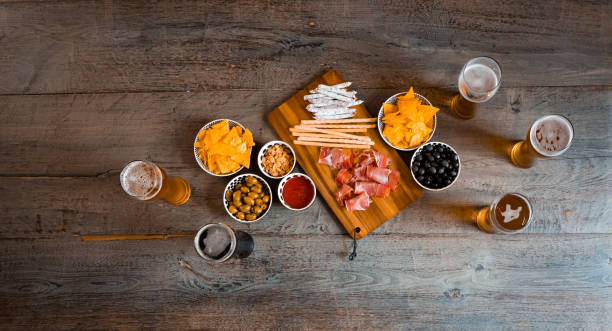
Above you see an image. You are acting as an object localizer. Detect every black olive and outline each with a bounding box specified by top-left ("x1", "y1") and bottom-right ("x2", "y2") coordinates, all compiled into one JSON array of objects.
[
  {"x1": 426, "y1": 154, "x2": 434, "y2": 162},
  {"x1": 418, "y1": 168, "x2": 425, "y2": 175},
  {"x1": 425, "y1": 144, "x2": 433, "y2": 152},
  {"x1": 428, "y1": 167, "x2": 437, "y2": 175},
  {"x1": 453, "y1": 161, "x2": 460, "y2": 168},
  {"x1": 438, "y1": 167, "x2": 445, "y2": 175},
  {"x1": 412, "y1": 164, "x2": 419, "y2": 173},
  {"x1": 450, "y1": 170, "x2": 457, "y2": 177},
  {"x1": 417, "y1": 175, "x2": 424, "y2": 182},
  {"x1": 441, "y1": 160, "x2": 449, "y2": 168},
  {"x1": 415, "y1": 154, "x2": 423, "y2": 161},
  {"x1": 433, "y1": 152, "x2": 440, "y2": 159},
  {"x1": 445, "y1": 179, "x2": 452, "y2": 185}
]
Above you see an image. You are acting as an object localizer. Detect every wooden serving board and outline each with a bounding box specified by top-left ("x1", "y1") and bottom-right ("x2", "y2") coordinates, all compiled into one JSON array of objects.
[{"x1": 268, "y1": 70, "x2": 423, "y2": 239}]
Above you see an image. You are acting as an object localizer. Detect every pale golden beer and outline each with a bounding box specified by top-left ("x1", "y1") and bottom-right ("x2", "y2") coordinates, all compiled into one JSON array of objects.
[
  {"x1": 476, "y1": 193, "x2": 533, "y2": 234},
  {"x1": 120, "y1": 160, "x2": 191, "y2": 205},
  {"x1": 450, "y1": 56, "x2": 501, "y2": 120},
  {"x1": 510, "y1": 115, "x2": 574, "y2": 168}
]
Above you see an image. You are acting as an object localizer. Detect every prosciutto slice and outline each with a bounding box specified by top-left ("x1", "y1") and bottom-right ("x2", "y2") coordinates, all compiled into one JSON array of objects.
[
  {"x1": 366, "y1": 166, "x2": 392, "y2": 185},
  {"x1": 373, "y1": 151, "x2": 391, "y2": 168},
  {"x1": 345, "y1": 192, "x2": 371, "y2": 211},
  {"x1": 388, "y1": 169, "x2": 400, "y2": 191},
  {"x1": 335, "y1": 184, "x2": 354, "y2": 206},
  {"x1": 336, "y1": 168, "x2": 352, "y2": 185},
  {"x1": 354, "y1": 182, "x2": 390, "y2": 198},
  {"x1": 318, "y1": 147, "x2": 333, "y2": 167}
]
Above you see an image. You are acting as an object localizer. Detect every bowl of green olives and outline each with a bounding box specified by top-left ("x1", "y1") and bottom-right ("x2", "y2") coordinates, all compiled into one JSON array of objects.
[{"x1": 223, "y1": 174, "x2": 272, "y2": 223}]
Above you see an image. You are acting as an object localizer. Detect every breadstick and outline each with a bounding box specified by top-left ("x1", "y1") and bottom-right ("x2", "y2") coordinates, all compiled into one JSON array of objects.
[
  {"x1": 291, "y1": 128, "x2": 367, "y2": 133},
  {"x1": 293, "y1": 140, "x2": 371, "y2": 149},
  {"x1": 301, "y1": 118, "x2": 377, "y2": 124},
  {"x1": 298, "y1": 136, "x2": 374, "y2": 145},
  {"x1": 296, "y1": 124, "x2": 376, "y2": 129},
  {"x1": 289, "y1": 127, "x2": 371, "y2": 141}
]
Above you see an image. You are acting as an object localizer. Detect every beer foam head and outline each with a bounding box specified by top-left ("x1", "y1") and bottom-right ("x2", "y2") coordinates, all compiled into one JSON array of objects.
[
  {"x1": 530, "y1": 115, "x2": 573, "y2": 157},
  {"x1": 120, "y1": 161, "x2": 162, "y2": 200}
]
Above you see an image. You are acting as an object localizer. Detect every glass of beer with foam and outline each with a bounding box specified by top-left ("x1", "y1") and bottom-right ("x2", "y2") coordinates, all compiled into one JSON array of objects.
[
  {"x1": 450, "y1": 56, "x2": 502, "y2": 120},
  {"x1": 510, "y1": 115, "x2": 574, "y2": 168},
  {"x1": 120, "y1": 160, "x2": 191, "y2": 205},
  {"x1": 476, "y1": 193, "x2": 533, "y2": 234}
]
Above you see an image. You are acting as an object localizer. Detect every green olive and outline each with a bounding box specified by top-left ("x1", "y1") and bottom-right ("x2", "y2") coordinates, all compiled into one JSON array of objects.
[
  {"x1": 233, "y1": 199, "x2": 242, "y2": 207},
  {"x1": 240, "y1": 186, "x2": 250, "y2": 193},
  {"x1": 243, "y1": 197, "x2": 255, "y2": 206},
  {"x1": 251, "y1": 186, "x2": 262, "y2": 193},
  {"x1": 255, "y1": 198, "x2": 263, "y2": 206},
  {"x1": 261, "y1": 203, "x2": 268, "y2": 210},
  {"x1": 245, "y1": 176, "x2": 258, "y2": 185},
  {"x1": 248, "y1": 191, "x2": 259, "y2": 199},
  {"x1": 235, "y1": 184, "x2": 243, "y2": 190},
  {"x1": 228, "y1": 205, "x2": 238, "y2": 214},
  {"x1": 246, "y1": 213, "x2": 257, "y2": 221},
  {"x1": 262, "y1": 195, "x2": 270, "y2": 203},
  {"x1": 246, "y1": 180, "x2": 255, "y2": 187},
  {"x1": 252, "y1": 206, "x2": 262, "y2": 214},
  {"x1": 236, "y1": 212, "x2": 245, "y2": 220},
  {"x1": 239, "y1": 204, "x2": 251, "y2": 213},
  {"x1": 225, "y1": 190, "x2": 233, "y2": 201},
  {"x1": 232, "y1": 191, "x2": 241, "y2": 201}
]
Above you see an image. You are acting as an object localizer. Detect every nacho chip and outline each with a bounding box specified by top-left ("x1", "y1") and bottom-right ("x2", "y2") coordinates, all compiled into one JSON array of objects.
[
  {"x1": 381, "y1": 87, "x2": 439, "y2": 148},
  {"x1": 194, "y1": 120, "x2": 254, "y2": 174}
]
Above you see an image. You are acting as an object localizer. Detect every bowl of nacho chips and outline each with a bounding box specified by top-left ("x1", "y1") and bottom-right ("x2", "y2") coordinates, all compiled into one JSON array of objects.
[
  {"x1": 194, "y1": 119, "x2": 255, "y2": 177},
  {"x1": 377, "y1": 88, "x2": 439, "y2": 151}
]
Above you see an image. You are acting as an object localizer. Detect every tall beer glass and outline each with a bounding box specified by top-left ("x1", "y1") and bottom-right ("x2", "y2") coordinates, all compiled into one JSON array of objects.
[
  {"x1": 450, "y1": 56, "x2": 502, "y2": 119},
  {"x1": 476, "y1": 193, "x2": 533, "y2": 234},
  {"x1": 120, "y1": 160, "x2": 191, "y2": 205},
  {"x1": 510, "y1": 115, "x2": 574, "y2": 168}
]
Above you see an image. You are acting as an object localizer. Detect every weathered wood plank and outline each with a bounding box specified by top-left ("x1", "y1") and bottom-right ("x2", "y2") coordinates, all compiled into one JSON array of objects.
[
  {"x1": 0, "y1": 87, "x2": 609, "y2": 176},
  {"x1": 0, "y1": 234, "x2": 610, "y2": 329},
  {"x1": 0, "y1": 87, "x2": 609, "y2": 236},
  {"x1": 0, "y1": 0, "x2": 610, "y2": 94}
]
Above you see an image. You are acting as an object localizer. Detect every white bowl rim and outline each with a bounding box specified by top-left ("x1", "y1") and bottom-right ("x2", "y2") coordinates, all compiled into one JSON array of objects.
[
  {"x1": 277, "y1": 172, "x2": 317, "y2": 211},
  {"x1": 257, "y1": 140, "x2": 296, "y2": 179},
  {"x1": 194, "y1": 119, "x2": 248, "y2": 177},
  {"x1": 377, "y1": 91, "x2": 437, "y2": 151},
  {"x1": 223, "y1": 173, "x2": 273, "y2": 223},
  {"x1": 410, "y1": 141, "x2": 461, "y2": 192}
]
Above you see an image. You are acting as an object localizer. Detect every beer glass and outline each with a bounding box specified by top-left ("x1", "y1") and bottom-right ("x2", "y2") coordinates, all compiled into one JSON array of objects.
[
  {"x1": 510, "y1": 115, "x2": 574, "y2": 168},
  {"x1": 194, "y1": 223, "x2": 254, "y2": 263},
  {"x1": 476, "y1": 193, "x2": 533, "y2": 234},
  {"x1": 450, "y1": 56, "x2": 502, "y2": 119},
  {"x1": 120, "y1": 160, "x2": 191, "y2": 205}
]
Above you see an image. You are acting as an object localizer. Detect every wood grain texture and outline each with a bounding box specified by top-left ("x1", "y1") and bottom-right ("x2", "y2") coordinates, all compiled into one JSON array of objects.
[
  {"x1": 0, "y1": 0, "x2": 610, "y2": 94},
  {"x1": 0, "y1": 235, "x2": 610, "y2": 329},
  {"x1": 268, "y1": 70, "x2": 423, "y2": 239},
  {"x1": 0, "y1": 87, "x2": 609, "y2": 238}
]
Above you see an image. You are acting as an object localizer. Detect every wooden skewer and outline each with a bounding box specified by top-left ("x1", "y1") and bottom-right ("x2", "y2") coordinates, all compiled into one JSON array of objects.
[
  {"x1": 301, "y1": 118, "x2": 377, "y2": 124},
  {"x1": 293, "y1": 140, "x2": 371, "y2": 149},
  {"x1": 297, "y1": 136, "x2": 374, "y2": 145},
  {"x1": 295, "y1": 124, "x2": 376, "y2": 129},
  {"x1": 288, "y1": 127, "x2": 371, "y2": 142},
  {"x1": 291, "y1": 127, "x2": 367, "y2": 133}
]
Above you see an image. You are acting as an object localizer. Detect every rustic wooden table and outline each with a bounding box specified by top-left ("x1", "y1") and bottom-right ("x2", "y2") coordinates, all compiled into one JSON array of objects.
[{"x1": 1, "y1": 1, "x2": 610, "y2": 329}]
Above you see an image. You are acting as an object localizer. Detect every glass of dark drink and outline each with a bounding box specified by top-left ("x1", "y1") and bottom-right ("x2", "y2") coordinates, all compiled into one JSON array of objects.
[
  {"x1": 194, "y1": 223, "x2": 254, "y2": 263},
  {"x1": 476, "y1": 193, "x2": 533, "y2": 234}
]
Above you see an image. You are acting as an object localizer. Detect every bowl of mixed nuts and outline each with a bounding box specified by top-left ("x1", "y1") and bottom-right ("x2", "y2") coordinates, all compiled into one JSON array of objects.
[{"x1": 257, "y1": 140, "x2": 296, "y2": 179}]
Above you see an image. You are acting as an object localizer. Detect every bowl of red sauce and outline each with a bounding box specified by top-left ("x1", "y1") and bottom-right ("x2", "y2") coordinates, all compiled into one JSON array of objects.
[{"x1": 278, "y1": 173, "x2": 316, "y2": 211}]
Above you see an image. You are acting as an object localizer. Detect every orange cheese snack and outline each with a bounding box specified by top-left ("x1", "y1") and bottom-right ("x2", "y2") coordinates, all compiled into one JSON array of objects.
[
  {"x1": 194, "y1": 120, "x2": 255, "y2": 174},
  {"x1": 382, "y1": 87, "x2": 439, "y2": 149}
]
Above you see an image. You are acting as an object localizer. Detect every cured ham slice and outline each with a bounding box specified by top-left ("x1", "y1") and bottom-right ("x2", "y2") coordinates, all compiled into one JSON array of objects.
[
  {"x1": 373, "y1": 151, "x2": 391, "y2": 168},
  {"x1": 366, "y1": 166, "x2": 392, "y2": 185},
  {"x1": 318, "y1": 147, "x2": 333, "y2": 167},
  {"x1": 335, "y1": 184, "x2": 353, "y2": 206},
  {"x1": 388, "y1": 169, "x2": 400, "y2": 191},
  {"x1": 336, "y1": 168, "x2": 352, "y2": 185},
  {"x1": 345, "y1": 192, "x2": 371, "y2": 211},
  {"x1": 319, "y1": 147, "x2": 400, "y2": 211},
  {"x1": 354, "y1": 182, "x2": 390, "y2": 198}
]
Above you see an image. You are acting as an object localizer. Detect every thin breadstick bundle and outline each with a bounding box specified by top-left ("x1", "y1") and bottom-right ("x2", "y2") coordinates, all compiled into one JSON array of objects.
[
  {"x1": 291, "y1": 128, "x2": 367, "y2": 133},
  {"x1": 296, "y1": 124, "x2": 376, "y2": 129},
  {"x1": 294, "y1": 140, "x2": 371, "y2": 149},
  {"x1": 301, "y1": 118, "x2": 376, "y2": 124},
  {"x1": 298, "y1": 136, "x2": 374, "y2": 145}
]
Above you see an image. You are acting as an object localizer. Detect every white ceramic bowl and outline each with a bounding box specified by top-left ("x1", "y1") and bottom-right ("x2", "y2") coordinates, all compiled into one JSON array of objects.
[
  {"x1": 377, "y1": 92, "x2": 437, "y2": 151},
  {"x1": 194, "y1": 119, "x2": 249, "y2": 177},
  {"x1": 257, "y1": 140, "x2": 296, "y2": 179},
  {"x1": 277, "y1": 173, "x2": 317, "y2": 211},
  {"x1": 223, "y1": 173, "x2": 272, "y2": 223},
  {"x1": 410, "y1": 142, "x2": 461, "y2": 191}
]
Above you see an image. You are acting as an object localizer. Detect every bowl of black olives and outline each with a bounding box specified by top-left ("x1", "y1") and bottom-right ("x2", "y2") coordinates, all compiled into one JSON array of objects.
[
  {"x1": 410, "y1": 142, "x2": 460, "y2": 191},
  {"x1": 223, "y1": 174, "x2": 272, "y2": 223}
]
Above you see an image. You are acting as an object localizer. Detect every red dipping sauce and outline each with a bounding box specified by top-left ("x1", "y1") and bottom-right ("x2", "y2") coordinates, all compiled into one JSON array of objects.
[{"x1": 282, "y1": 176, "x2": 315, "y2": 209}]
